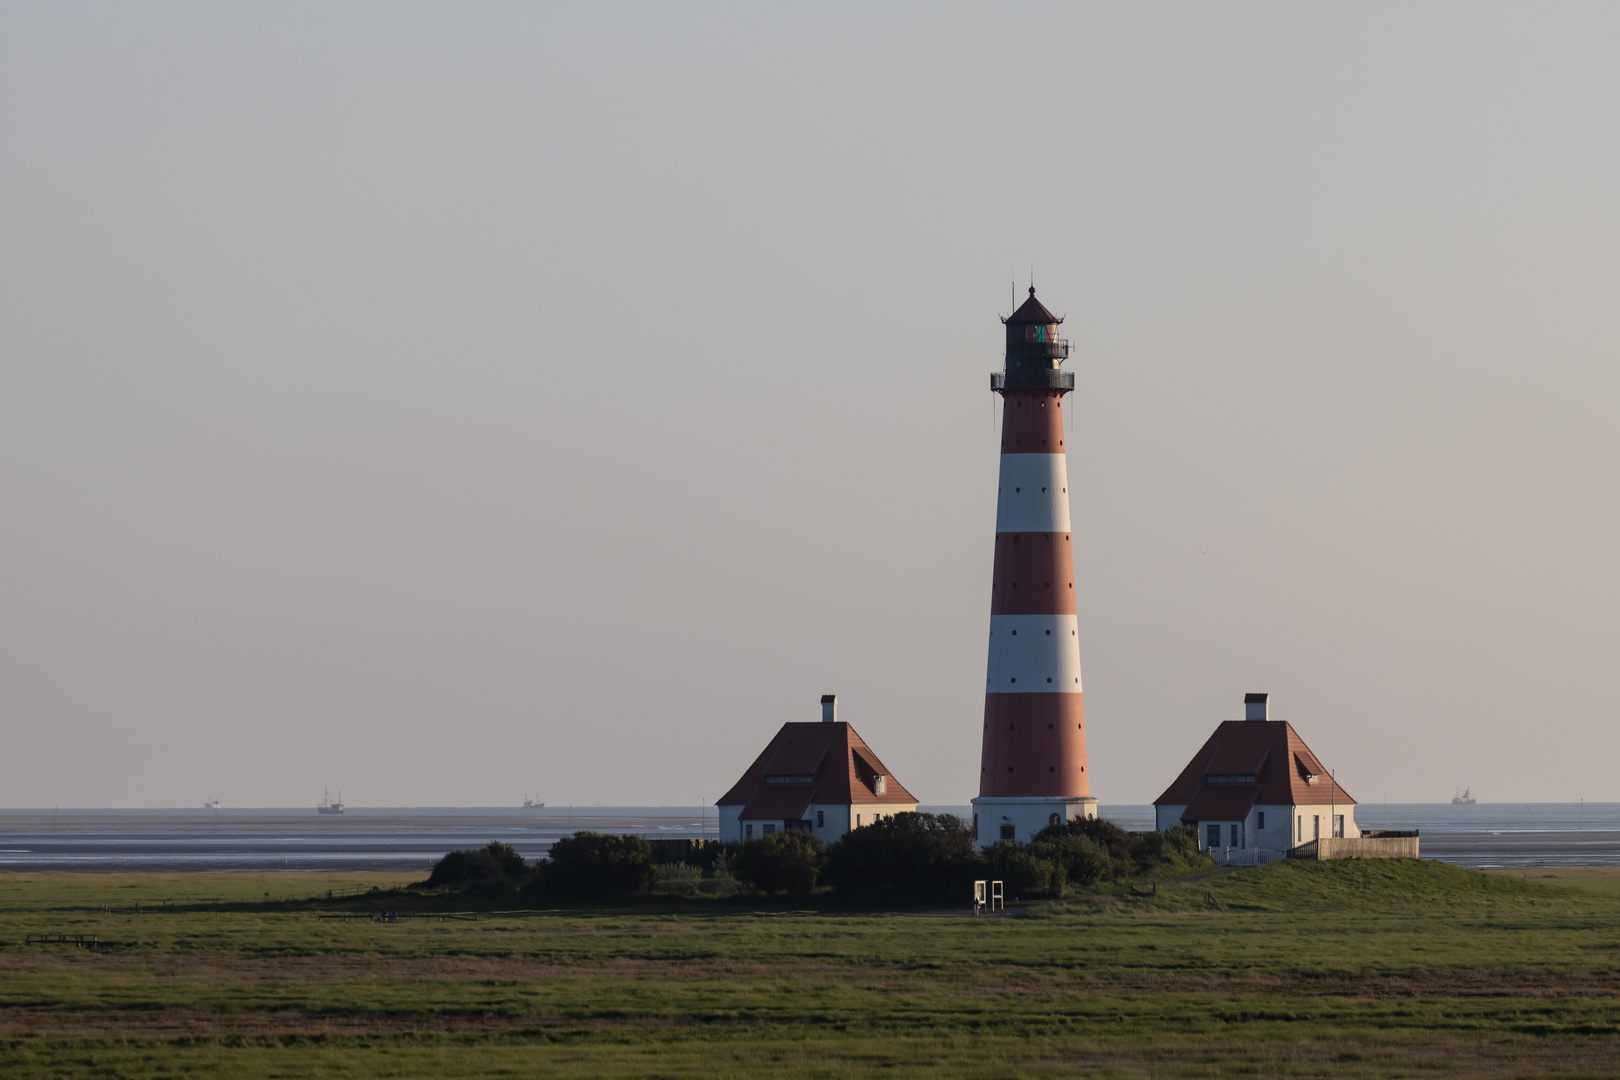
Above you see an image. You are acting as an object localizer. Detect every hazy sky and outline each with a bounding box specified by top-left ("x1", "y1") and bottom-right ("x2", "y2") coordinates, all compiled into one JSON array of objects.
[{"x1": 3, "y1": 3, "x2": 1618, "y2": 809}]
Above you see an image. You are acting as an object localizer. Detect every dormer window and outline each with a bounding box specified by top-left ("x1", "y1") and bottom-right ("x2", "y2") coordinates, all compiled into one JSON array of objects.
[
  {"x1": 764, "y1": 775, "x2": 815, "y2": 785},
  {"x1": 1205, "y1": 774, "x2": 1256, "y2": 784}
]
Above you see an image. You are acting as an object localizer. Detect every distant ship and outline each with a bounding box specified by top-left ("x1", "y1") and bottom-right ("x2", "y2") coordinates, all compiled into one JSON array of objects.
[
  {"x1": 522, "y1": 793, "x2": 545, "y2": 808},
  {"x1": 203, "y1": 797, "x2": 221, "y2": 809},
  {"x1": 318, "y1": 788, "x2": 346, "y2": 815},
  {"x1": 1452, "y1": 787, "x2": 1476, "y2": 805}
]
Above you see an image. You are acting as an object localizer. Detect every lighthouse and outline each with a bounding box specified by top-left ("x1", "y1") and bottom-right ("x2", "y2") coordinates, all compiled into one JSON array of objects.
[{"x1": 972, "y1": 286, "x2": 1098, "y2": 847}]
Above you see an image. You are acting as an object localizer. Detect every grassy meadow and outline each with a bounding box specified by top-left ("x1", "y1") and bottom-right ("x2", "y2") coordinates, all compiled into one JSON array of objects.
[{"x1": 1, "y1": 861, "x2": 1619, "y2": 1077}]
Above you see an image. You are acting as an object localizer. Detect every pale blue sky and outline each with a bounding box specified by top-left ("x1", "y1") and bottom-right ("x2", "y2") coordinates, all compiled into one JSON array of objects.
[{"x1": 3, "y1": 3, "x2": 1617, "y2": 807}]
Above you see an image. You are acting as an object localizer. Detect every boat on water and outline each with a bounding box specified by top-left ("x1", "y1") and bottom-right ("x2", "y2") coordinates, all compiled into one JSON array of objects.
[
  {"x1": 203, "y1": 797, "x2": 221, "y2": 810},
  {"x1": 318, "y1": 788, "x2": 346, "y2": 815},
  {"x1": 522, "y1": 793, "x2": 545, "y2": 808},
  {"x1": 1452, "y1": 787, "x2": 1476, "y2": 805}
]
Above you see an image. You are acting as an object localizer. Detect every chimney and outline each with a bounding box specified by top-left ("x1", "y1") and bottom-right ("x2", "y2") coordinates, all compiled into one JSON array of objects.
[
  {"x1": 821, "y1": 694, "x2": 837, "y2": 723},
  {"x1": 1244, "y1": 692, "x2": 1269, "y2": 722}
]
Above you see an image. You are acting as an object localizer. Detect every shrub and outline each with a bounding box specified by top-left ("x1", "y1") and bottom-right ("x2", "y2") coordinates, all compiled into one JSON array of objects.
[
  {"x1": 1028, "y1": 818, "x2": 1209, "y2": 887},
  {"x1": 425, "y1": 841, "x2": 530, "y2": 891},
  {"x1": 823, "y1": 812, "x2": 982, "y2": 898},
  {"x1": 1128, "y1": 825, "x2": 1204, "y2": 873},
  {"x1": 731, "y1": 831, "x2": 826, "y2": 894},
  {"x1": 1030, "y1": 832, "x2": 1114, "y2": 887},
  {"x1": 538, "y1": 832, "x2": 655, "y2": 899},
  {"x1": 984, "y1": 841, "x2": 1063, "y2": 899}
]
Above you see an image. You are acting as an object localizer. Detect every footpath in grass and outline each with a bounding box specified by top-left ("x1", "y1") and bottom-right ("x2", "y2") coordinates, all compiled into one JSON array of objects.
[{"x1": 2, "y1": 860, "x2": 1620, "y2": 1078}]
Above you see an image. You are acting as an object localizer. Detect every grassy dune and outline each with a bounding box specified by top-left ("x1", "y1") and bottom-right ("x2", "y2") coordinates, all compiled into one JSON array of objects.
[{"x1": 2, "y1": 862, "x2": 1619, "y2": 1077}]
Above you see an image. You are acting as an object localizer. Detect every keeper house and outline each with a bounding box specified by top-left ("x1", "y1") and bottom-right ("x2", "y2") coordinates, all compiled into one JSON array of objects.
[
  {"x1": 1153, "y1": 693, "x2": 1359, "y2": 853},
  {"x1": 717, "y1": 695, "x2": 918, "y2": 843}
]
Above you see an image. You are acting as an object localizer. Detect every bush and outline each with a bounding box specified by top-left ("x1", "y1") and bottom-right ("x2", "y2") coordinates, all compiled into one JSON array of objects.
[
  {"x1": 822, "y1": 812, "x2": 982, "y2": 899},
  {"x1": 424, "y1": 841, "x2": 530, "y2": 891},
  {"x1": 1029, "y1": 832, "x2": 1114, "y2": 887},
  {"x1": 537, "y1": 832, "x2": 655, "y2": 899},
  {"x1": 731, "y1": 831, "x2": 826, "y2": 894},
  {"x1": 1128, "y1": 825, "x2": 1204, "y2": 873},
  {"x1": 984, "y1": 841, "x2": 1063, "y2": 899}
]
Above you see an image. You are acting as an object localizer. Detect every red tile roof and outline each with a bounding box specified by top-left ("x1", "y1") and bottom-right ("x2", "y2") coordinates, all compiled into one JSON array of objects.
[
  {"x1": 738, "y1": 786, "x2": 815, "y2": 822},
  {"x1": 1153, "y1": 720, "x2": 1355, "y2": 819},
  {"x1": 1182, "y1": 784, "x2": 1260, "y2": 823},
  {"x1": 718, "y1": 722, "x2": 918, "y2": 814}
]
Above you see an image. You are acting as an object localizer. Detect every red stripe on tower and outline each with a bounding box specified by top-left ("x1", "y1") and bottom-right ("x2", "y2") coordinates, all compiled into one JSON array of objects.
[{"x1": 972, "y1": 286, "x2": 1099, "y2": 848}]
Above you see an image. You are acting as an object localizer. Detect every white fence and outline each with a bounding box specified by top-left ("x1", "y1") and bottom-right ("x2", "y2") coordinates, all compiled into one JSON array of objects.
[{"x1": 1210, "y1": 847, "x2": 1288, "y2": 867}]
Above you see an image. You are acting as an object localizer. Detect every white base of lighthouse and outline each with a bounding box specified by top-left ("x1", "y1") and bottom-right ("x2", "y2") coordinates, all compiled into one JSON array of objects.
[{"x1": 972, "y1": 795, "x2": 1098, "y2": 848}]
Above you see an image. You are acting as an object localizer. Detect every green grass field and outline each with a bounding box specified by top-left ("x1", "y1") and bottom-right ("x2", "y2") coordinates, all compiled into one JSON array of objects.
[{"x1": 2, "y1": 861, "x2": 1618, "y2": 1078}]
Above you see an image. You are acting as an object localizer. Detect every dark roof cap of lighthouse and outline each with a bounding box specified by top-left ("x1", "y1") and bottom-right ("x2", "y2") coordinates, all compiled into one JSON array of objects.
[{"x1": 1004, "y1": 286, "x2": 1063, "y2": 325}]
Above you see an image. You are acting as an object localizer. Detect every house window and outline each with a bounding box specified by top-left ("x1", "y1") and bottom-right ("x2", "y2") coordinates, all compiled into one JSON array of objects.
[
  {"x1": 1297, "y1": 816, "x2": 1302, "y2": 842},
  {"x1": 1257, "y1": 811, "x2": 1265, "y2": 830},
  {"x1": 817, "y1": 810, "x2": 825, "y2": 828},
  {"x1": 1230, "y1": 824, "x2": 1241, "y2": 847},
  {"x1": 745, "y1": 824, "x2": 753, "y2": 839},
  {"x1": 1333, "y1": 814, "x2": 1344, "y2": 839},
  {"x1": 1206, "y1": 824, "x2": 1220, "y2": 849},
  {"x1": 1312, "y1": 815, "x2": 1320, "y2": 840},
  {"x1": 1049, "y1": 813, "x2": 1060, "y2": 826},
  {"x1": 855, "y1": 814, "x2": 861, "y2": 827},
  {"x1": 763, "y1": 824, "x2": 776, "y2": 836},
  {"x1": 1000, "y1": 824, "x2": 1015, "y2": 841}
]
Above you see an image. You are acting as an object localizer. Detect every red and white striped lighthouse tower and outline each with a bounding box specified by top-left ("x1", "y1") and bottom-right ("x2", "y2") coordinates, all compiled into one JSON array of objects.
[{"x1": 972, "y1": 286, "x2": 1099, "y2": 847}]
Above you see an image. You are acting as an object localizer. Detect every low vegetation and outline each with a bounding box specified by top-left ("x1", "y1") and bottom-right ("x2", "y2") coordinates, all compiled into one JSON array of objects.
[
  {"x1": 2, "y1": 860, "x2": 1619, "y2": 1077},
  {"x1": 419, "y1": 813, "x2": 1211, "y2": 906}
]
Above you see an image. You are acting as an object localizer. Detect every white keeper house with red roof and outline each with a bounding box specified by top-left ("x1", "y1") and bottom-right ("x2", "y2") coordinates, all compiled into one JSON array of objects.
[
  {"x1": 717, "y1": 696, "x2": 918, "y2": 843},
  {"x1": 1154, "y1": 693, "x2": 1360, "y2": 854}
]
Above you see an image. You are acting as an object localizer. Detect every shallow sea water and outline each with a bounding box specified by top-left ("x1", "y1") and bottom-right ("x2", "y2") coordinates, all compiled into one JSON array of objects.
[{"x1": 0, "y1": 802, "x2": 1613, "y2": 871}]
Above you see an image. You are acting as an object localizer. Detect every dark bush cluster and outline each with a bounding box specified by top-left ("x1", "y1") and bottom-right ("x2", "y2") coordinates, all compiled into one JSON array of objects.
[
  {"x1": 542, "y1": 832, "x2": 656, "y2": 898},
  {"x1": 986, "y1": 819, "x2": 1206, "y2": 899},
  {"x1": 423, "y1": 816, "x2": 1207, "y2": 904},
  {"x1": 424, "y1": 841, "x2": 534, "y2": 893},
  {"x1": 822, "y1": 812, "x2": 979, "y2": 898}
]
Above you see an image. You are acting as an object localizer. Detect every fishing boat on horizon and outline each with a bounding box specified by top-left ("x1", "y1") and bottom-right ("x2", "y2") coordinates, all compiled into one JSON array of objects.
[
  {"x1": 522, "y1": 793, "x2": 545, "y2": 808},
  {"x1": 318, "y1": 788, "x2": 346, "y2": 815},
  {"x1": 203, "y1": 797, "x2": 221, "y2": 810},
  {"x1": 1452, "y1": 787, "x2": 1476, "y2": 805}
]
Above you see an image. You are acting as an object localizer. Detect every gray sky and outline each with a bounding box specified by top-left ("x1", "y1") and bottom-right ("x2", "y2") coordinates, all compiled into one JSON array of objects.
[{"x1": 3, "y1": 3, "x2": 1617, "y2": 808}]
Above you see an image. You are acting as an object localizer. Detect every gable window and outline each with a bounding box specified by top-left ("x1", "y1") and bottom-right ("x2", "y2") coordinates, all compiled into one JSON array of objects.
[
  {"x1": 1257, "y1": 811, "x2": 1266, "y2": 830},
  {"x1": 745, "y1": 823, "x2": 753, "y2": 839},
  {"x1": 817, "y1": 810, "x2": 825, "y2": 828}
]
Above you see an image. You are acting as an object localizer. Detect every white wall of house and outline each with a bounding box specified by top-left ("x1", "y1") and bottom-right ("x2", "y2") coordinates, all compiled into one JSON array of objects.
[
  {"x1": 1155, "y1": 805, "x2": 1187, "y2": 831},
  {"x1": 718, "y1": 804, "x2": 742, "y2": 842},
  {"x1": 1287, "y1": 803, "x2": 1361, "y2": 844},
  {"x1": 1167, "y1": 802, "x2": 1362, "y2": 850},
  {"x1": 718, "y1": 802, "x2": 915, "y2": 844}
]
